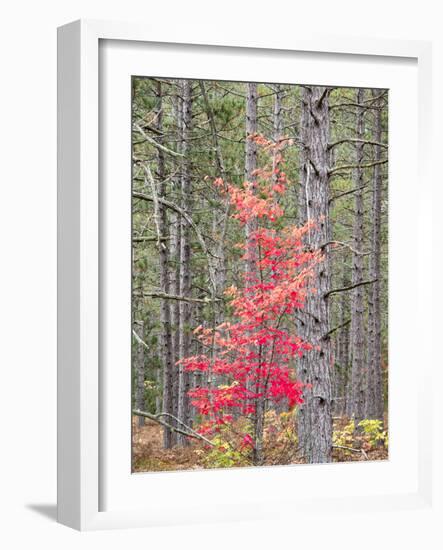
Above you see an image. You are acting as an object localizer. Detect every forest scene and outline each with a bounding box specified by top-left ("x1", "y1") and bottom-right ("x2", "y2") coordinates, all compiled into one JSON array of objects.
[{"x1": 131, "y1": 78, "x2": 388, "y2": 472}]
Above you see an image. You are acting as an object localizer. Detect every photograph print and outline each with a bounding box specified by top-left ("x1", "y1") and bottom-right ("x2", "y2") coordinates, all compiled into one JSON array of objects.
[{"x1": 131, "y1": 78, "x2": 388, "y2": 472}]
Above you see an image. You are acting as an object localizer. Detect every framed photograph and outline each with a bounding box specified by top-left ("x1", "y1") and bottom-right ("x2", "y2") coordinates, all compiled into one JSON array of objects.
[{"x1": 58, "y1": 19, "x2": 434, "y2": 531}]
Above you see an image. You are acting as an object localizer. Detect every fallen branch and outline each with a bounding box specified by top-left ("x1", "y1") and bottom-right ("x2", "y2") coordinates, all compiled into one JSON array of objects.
[
  {"x1": 333, "y1": 445, "x2": 369, "y2": 460},
  {"x1": 132, "y1": 409, "x2": 215, "y2": 446}
]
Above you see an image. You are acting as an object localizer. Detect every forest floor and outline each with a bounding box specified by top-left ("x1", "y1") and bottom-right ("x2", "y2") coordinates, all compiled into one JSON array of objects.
[
  {"x1": 132, "y1": 416, "x2": 388, "y2": 473},
  {"x1": 132, "y1": 418, "x2": 206, "y2": 472}
]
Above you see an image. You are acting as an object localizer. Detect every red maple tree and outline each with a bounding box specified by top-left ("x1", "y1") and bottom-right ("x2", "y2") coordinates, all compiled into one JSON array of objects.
[{"x1": 180, "y1": 136, "x2": 321, "y2": 464}]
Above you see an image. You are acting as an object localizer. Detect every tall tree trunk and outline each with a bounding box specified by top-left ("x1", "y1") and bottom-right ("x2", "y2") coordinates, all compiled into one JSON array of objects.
[
  {"x1": 169, "y1": 88, "x2": 183, "y2": 443},
  {"x1": 134, "y1": 320, "x2": 145, "y2": 427},
  {"x1": 169, "y1": 211, "x2": 180, "y2": 437},
  {"x1": 155, "y1": 355, "x2": 162, "y2": 415},
  {"x1": 296, "y1": 87, "x2": 311, "y2": 456},
  {"x1": 366, "y1": 89, "x2": 384, "y2": 421},
  {"x1": 244, "y1": 83, "x2": 265, "y2": 465},
  {"x1": 155, "y1": 82, "x2": 176, "y2": 448},
  {"x1": 177, "y1": 80, "x2": 193, "y2": 445},
  {"x1": 272, "y1": 85, "x2": 288, "y2": 417},
  {"x1": 297, "y1": 88, "x2": 309, "y2": 226},
  {"x1": 200, "y1": 81, "x2": 227, "y2": 325},
  {"x1": 297, "y1": 86, "x2": 333, "y2": 463},
  {"x1": 348, "y1": 88, "x2": 367, "y2": 425},
  {"x1": 245, "y1": 82, "x2": 258, "y2": 263},
  {"x1": 273, "y1": 84, "x2": 283, "y2": 143},
  {"x1": 333, "y1": 258, "x2": 350, "y2": 416}
]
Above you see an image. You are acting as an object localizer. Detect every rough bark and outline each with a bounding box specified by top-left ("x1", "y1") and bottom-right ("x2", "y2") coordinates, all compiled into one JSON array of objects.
[
  {"x1": 366, "y1": 89, "x2": 384, "y2": 421},
  {"x1": 297, "y1": 86, "x2": 333, "y2": 463},
  {"x1": 347, "y1": 88, "x2": 367, "y2": 424}
]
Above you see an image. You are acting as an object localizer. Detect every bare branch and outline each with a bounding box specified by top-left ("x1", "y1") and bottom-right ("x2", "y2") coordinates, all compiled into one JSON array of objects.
[
  {"x1": 133, "y1": 191, "x2": 218, "y2": 293},
  {"x1": 328, "y1": 138, "x2": 388, "y2": 150},
  {"x1": 329, "y1": 159, "x2": 388, "y2": 176},
  {"x1": 133, "y1": 190, "x2": 180, "y2": 214},
  {"x1": 132, "y1": 329, "x2": 150, "y2": 351},
  {"x1": 136, "y1": 122, "x2": 163, "y2": 136},
  {"x1": 329, "y1": 93, "x2": 387, "y2": 111},
  {"x1": 316, "y1": 87, "x2": 330, "y2": 108},
  {"x1": 142, "y1": 163, "x2": 164, "y2": 250},
  {"x1": 134, "y1": 123, "x2": 185, "y2": 158},
  {"x1": 324, "y1": 278, "x2": 377, "y2": 299},
  {"x1": 321, "y1": 240, "x2": 369, "y2": 256},
  {"x1": 323, "y1": 318, "x2": 351, "y2": 340},
  {"x1": 330, "y1": 184, "x2": 367, "y2": 203},
  {"x1": 140, "y1": 291, "x2": 222, "y2": 304},
  {"x1": 132, "y1": 235, "x2": 170, "y2": 243}
]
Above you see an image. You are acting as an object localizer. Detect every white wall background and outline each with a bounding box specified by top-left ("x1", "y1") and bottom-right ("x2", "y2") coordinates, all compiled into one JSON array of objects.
[{"x1": 0, "y1": 1, "x2": 441, "y2": 548}]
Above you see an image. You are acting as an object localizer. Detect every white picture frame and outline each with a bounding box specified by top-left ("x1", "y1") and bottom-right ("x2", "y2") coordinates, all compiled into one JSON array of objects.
[{"x1": 57, "y1": 19, "x2": 435, "y2": 532}]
